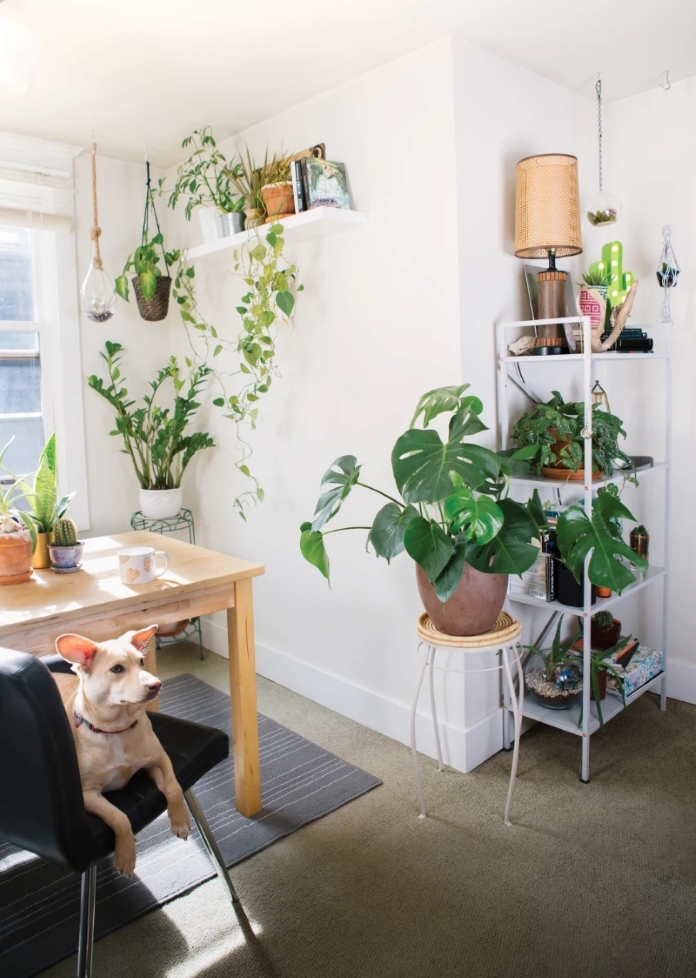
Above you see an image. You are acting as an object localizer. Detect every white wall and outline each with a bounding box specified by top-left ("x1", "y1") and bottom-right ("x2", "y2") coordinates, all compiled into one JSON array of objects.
[
  {"x1": 166, "y1": 38, "x2": 467, "y2": 761},
  {"x1": 73, "y1": 153, "x2": 169, "y2": 535},
  {"x1": 603, "y1": 78, "x2": 696, "y2": 702}
]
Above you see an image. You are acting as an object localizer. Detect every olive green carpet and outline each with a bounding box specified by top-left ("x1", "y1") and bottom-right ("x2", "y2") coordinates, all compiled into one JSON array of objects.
[{"x1": 40, "y1": 643, "x2": 696, "y2": 978}]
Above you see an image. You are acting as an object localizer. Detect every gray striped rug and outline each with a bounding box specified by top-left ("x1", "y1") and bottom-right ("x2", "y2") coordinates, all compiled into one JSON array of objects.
[{"x1": 0, "y1": 675, "x2": 381, "y2": 978}]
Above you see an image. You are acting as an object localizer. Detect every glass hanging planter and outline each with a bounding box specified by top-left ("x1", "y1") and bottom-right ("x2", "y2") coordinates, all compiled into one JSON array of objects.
[
  {"x1": 587, "y1": 77, "x2": 621, "y2": 227},
  {"x1": 80, "y1": 142, "x2": 116, "y2": 322}
]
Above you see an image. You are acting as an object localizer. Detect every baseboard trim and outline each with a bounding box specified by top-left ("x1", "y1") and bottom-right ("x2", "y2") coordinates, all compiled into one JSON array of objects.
[
  {"x1": 201, "y1": 618, "x2": 503, "y2": 773},
  {"x1": 666, "y1": 658, "x2": 696, "y2": 705}
]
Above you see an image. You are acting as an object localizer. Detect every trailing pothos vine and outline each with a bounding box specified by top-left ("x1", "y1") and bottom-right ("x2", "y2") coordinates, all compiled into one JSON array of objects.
[{"x1": 172, "y1": 223, "x2": 302, "y2": 518}]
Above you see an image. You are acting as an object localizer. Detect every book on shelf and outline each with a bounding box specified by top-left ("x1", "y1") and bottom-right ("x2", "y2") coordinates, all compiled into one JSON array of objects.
[
  {"x1": 302, "y1": 157, "x2": 351, "y2": 210},
  {"x1": 291, "y1": 159, "x2": 306, "y2": 213}
]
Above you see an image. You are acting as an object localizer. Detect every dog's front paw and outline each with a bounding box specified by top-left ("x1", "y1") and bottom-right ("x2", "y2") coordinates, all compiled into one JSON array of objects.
[
  {"x1": 169, "y1": 807, "x2": 191, "y2": 840},
  {"x1": 114, "y1": 837, "x2": 136, "y2": 878},
  {"x1": 169, "y1": 813, "x2": 191, "y2": 839}
]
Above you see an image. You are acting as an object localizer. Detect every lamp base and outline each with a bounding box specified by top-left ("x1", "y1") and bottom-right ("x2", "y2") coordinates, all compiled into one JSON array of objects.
[{"x1": 537, "y1": 269, "x2": 567, "y2": 324}]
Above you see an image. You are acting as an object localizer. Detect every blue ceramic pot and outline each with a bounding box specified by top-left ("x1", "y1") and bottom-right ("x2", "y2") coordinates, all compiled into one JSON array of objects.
[{"x1": 48, "y1": 542, "x2": 84, "y2": 574}]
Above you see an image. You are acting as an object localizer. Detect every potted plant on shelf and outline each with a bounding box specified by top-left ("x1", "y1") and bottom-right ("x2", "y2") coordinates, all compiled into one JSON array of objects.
[
  {"x1": 228, "y1": 147, "x2": 272, "y2": 229},
  {"x1": 260, "y1": 154, "x2": 294, "y2": 223},
  {"x1": 509, "y1": 391, "x2": 634, "y2": 482},
  {"x1": 48, "y1": 517, "x2": 84, "y2": 573},
  {"x1": 21, "y1": 432, "x2": 74, "y2": 569},
  {"x1": 299, "y1": 384, "x2": 543, "y2": 636},
  {"x1": 523, "y1": 616, "x2": 583, "y2": 710},
  {"x1": 0, "y1": 439, "x2": 37, "y2": 586},
  {"x1": 88, "y1": 341, "x2": 214, "y2": 519},
  {"x1": 168, "y1": 126, "x2": 246, "y2": 240},
  {"x1": 590, "y1": 611, "x2": 621, "y2": 650}
]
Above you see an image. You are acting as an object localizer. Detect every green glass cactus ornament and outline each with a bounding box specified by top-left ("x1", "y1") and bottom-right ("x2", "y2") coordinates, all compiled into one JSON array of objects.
[{"x1": 53, "y1": 517, "x2": 79, "y2": 547}]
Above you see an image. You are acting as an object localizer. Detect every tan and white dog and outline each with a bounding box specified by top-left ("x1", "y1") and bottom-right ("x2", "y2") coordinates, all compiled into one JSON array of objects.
[{"x1": 53, "y1": 625, "x2": 191, "y2": 878}]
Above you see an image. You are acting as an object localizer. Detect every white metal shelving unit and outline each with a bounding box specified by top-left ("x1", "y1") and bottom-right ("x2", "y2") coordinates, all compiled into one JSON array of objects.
[{"x1": 496, "y1": 316, "x2": 672, "y2": 782}]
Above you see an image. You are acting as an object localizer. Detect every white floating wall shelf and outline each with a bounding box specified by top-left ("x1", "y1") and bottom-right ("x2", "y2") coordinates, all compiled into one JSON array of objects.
[{"x1": 186, "y1": 207, "x2": 368, "y2": 264}]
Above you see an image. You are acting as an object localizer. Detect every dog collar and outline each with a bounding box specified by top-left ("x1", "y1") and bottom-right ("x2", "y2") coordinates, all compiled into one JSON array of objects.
[{"x1": 74, "y1": 712, "x2": 139, "y2": 734}]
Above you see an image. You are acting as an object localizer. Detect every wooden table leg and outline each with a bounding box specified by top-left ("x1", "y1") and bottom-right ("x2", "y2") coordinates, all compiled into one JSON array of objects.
[
  {"x1": 228, "y1": 577, "x2": 261, "y2": 816},
  {"x1": 144, "y1": 635, "x2": 159, "y2": 713}
]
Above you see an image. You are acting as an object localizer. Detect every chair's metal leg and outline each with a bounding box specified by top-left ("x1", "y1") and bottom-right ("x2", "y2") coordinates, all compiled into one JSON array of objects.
[
  {"x1": 76, "y1": 864, "x2": 97, "y2": 978},
  {"x1": 185, "y1": 788, "x2": 240, "y2": 904}
]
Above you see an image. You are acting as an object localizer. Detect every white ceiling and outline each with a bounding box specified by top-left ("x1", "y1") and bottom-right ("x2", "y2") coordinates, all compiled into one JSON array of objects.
[{"x1": 0, "y1": 0, "x2": 693, "y2": 165}]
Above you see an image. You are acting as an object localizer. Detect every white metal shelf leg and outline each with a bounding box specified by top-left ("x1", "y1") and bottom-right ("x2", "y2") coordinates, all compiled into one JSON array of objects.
[
  {"x1": 410, "y1": 646, "x2": 431, "y2": 818},
  {"x1": 502, "y1": 644, "x2": 523, "y2": 826},
  {"x1": 581, "y1": 735, "x2": 590, "y2": 783},
  {"x1": 428, "y1": 646, "x2": 443, "y2": 771}
]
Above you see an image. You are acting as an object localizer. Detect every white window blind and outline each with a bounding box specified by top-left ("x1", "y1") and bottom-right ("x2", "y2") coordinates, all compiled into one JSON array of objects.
[{"x1": 0, "y1": 132, "x2": 80, "y2": 232}]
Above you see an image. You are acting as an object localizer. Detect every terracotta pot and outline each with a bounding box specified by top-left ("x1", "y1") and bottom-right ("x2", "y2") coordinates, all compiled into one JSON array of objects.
[
  {"x1": 261, "y1": 182, "x2": 294, "y2": 222},
  {"x1": 0, "y1": 531, "x2": 33, "y2": 586},
  {"x1": 541, "y1": 428, "x2": 601, "y2": 482},
  {"x1": 590, "y1": 668, "x2": 607, "y2": 701},
  {"x1": 32, "y1": 530, "x2": 54, "y2": 570},
  {"x1": 415, "y1": 562, "x2": 508, "y2": 636},
  {"x1": 157, "y1": 619, "x2": 190, "y2": 638},
  {"x1": 591, "y1": 618, "x2": 621, "y2": 650}
]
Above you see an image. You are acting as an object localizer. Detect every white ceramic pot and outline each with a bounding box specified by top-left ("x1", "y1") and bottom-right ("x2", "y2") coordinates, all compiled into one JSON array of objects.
[
  {"x1": 196, "y1": 207, "x2": 222, "y2": 244},
  {"x1": 139, "y1": 487, "x2": 183, "y2": 520}
]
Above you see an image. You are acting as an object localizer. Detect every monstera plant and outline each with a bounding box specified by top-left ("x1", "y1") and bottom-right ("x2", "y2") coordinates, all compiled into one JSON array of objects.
[{"x1": 300, "y1": 385, "x2": 543, "y2": 636}]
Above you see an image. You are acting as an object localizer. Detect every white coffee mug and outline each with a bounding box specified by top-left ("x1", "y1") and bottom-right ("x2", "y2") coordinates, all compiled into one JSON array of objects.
[{"x1": 118, "y1": 546, "x2": 169, "y2": 585}]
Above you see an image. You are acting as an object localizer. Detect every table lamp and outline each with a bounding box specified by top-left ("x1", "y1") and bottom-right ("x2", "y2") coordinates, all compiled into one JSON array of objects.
[{"x1": 515, "y1": 154, "x2": 582, "y2": 353}]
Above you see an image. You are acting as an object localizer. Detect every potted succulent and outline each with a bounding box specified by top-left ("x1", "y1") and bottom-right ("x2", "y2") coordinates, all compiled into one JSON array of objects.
[
  {"x1": 88, "y1": 341, "x2": 214, "y2": 519},
  {"x1": 590, "y1": 611, "x2": 621, "y2": 650},
  {"x1": 584, "y1": 636, "x2": 629, "y2": 729},
  {"x1": 48, "y1": 517, "x2": 84, "y2": 573},
  {"x1": 299, "y1": 384, "x2": 543, "y2": 636},
  {"x1": 0, "y1": 438, "x2": 37, "y2": 585},
  {"x1": 168, "y1": 127, "x2": 246, "y2": 240},
  {"x1": 523, "y1": 616, "x2": 583, "y2": 710},
  {"x1": 21, "y1": 432, "x2": 74, "y2": 569},
  {"x1": 509, "y1": 391, "x2": 633, "y2": 482}
]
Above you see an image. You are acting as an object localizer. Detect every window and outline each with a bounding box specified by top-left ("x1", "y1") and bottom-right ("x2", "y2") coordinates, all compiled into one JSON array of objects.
[
  {"x1": 0, "y1": 133, "x2": 89, "y2": 529},
  {"x1": 0, "y1": 228, "x2": 46, "y2": 475}
]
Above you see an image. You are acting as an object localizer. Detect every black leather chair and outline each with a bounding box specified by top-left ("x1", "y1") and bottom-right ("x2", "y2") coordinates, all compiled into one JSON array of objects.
[{"x1": 0, "y1": 647, "x2": 241, "y2": 978}]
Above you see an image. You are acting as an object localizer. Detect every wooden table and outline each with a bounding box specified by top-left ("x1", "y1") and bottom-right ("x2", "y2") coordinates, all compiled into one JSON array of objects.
[{"x1": 0, "y1": 531, "x2": 265, "y2": 817}]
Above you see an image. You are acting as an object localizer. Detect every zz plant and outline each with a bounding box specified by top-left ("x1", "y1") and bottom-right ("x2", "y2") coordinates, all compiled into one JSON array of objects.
[
  {"x1": 299, "y1": 385, "x2": 542, "y2": 599},
  {"x1": 88, "y1": 342, "x2": 214, "y2": 490}
]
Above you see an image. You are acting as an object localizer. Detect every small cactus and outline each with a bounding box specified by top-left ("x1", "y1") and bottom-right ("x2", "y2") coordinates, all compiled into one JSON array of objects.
[{"x1": 53, "y1": 517, "x2": 78, "y2": 547}]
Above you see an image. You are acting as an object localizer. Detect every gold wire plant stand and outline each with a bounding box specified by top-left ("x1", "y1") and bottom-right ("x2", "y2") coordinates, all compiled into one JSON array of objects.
[{"x1": 129, "y1": 508, "x2": 204, "y2": 659}]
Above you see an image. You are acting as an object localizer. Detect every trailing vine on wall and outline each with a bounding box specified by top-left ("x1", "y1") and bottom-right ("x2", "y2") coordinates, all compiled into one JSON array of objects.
[{"x1": 172, "y1": 223, "x2": 302, "y2": 518}]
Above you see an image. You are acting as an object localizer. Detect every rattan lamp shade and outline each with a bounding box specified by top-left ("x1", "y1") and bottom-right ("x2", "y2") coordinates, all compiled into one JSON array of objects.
[{"x1": 515, "y1": 154, "x2": 582, "y2": 259}]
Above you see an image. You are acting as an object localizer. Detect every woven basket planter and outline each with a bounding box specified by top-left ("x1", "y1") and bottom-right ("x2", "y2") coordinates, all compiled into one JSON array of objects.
[{"x1": 132, "y1": 275, "x2": 172, "y2": 322}]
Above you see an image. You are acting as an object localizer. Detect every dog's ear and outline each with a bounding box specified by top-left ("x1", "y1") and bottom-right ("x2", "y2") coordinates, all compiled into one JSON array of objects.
[
  {"x1": 130, "y1": 624, "x2": 158, "y2": 651},
  {"x1": 56, "y1": 633, "x2": 99, "y2": 669}
]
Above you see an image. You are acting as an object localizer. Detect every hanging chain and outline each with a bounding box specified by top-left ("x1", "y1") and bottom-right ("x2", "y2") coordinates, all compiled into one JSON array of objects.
[
  {"x1": 595, "y1": 76, "x2": 603, "y2": 193},
  {"x1": 90, "y1": 142, "x2": 103, "y2": 270}
]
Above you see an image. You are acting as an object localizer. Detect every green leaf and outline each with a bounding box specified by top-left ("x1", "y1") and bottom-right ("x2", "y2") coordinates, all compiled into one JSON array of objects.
[
  {"x1": 140, "y1": 269, "x2": 158, "y2": 300},
  {"x1": 410, "y1": 384, "x2": 472, "y2": 428},
  {"x1": 403, "y1": 517, "x2": 453, "y2": 582},
  {"x1": 467, "y1": 498, "x2": 540, "y2": 575},
  {"x1": 213, "y1": 344, "x2": 223, "y2": 357},
  {"x1": 114, "y1": 275, "x2": 130, "y2": 301},
  {"x1": 432, "y1": 537, "x2": 470, "y2": 603},
  {"x1": 556, "y1": 492, "x2": 648, "y2": 593},
  {"x1": 311, "y1": 455, "x2": 362, "y2": 531},
  {"x1": 276, "y1": 290, "x2": 294, "y2": 317},
  {"x1": 526, "y1": 489, "x2": 549, "y2": 531},
  {"x1": 368, "y1": 503, "x2": 419, "y2": 560},
  {"x1": 212, "y1": 397, "x2": 225, "y2": 407},
  {"x1": 443, "y1": 488, "x2": 504, "y2": 544},
  {"x1": 300, "y1": 522, "x2": 330, "y2": 581},
  {"x1": 392, "y1": 428, "x2": 501, "y2": 503}
]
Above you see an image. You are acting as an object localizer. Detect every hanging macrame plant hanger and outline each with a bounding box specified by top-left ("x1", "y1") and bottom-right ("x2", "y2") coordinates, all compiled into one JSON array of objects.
[
  {"x1": 132, "y1": 161, "x2": 173, "y2": 322},
  {"x1": 80, "y1": 142, "x2": 116, "y2": 322}
]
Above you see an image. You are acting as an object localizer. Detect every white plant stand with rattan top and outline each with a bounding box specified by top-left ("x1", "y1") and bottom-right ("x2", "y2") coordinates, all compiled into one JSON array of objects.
[{"x1": 410, "y1": 611, "x2": 524, "y2": 826}]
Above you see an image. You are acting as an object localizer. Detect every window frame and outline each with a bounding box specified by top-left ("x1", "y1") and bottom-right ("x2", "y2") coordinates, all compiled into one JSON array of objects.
[{"x1": 0, "y1": 224, "x2": 90, "y2": 529}]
